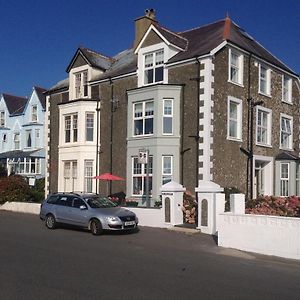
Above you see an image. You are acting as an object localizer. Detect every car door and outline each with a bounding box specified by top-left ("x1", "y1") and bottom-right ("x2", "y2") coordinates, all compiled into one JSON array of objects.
[
  {"x1": 68, "y1": 197, "x2": 89, "y2": 227},
  {"x1": 55, "y1": 195, "x2": 74, "y2": 224}
]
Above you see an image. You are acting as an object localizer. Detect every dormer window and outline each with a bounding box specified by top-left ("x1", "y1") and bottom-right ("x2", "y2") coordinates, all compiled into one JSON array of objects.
[
  {"x1": 75, "y1": 71, "x2": 88, "y2": 98},
  {"x1": 0, "y1": 111, "x2": 5, "y2": 127},
  {"x1": 144, "y1": 49, "x2": 164, "y2": 85},
  {"x1": 31, "y1": 105, "x2": 38, "y2": 122}
]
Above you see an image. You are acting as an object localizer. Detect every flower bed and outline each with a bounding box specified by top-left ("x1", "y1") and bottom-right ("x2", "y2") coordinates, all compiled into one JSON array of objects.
[{"x1": 246, "y1": 195, "x2": 300, "y2": 217}]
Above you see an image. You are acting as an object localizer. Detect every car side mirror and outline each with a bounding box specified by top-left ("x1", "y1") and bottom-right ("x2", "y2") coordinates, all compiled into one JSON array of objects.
[{"x1": 80, "y1": 205, "x2": 87, "y2": 210}]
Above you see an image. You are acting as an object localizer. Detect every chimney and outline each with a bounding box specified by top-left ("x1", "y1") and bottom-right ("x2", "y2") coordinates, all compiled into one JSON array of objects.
[{"x1": 134, "y1": 9, "x2": 157, "y2": 48}]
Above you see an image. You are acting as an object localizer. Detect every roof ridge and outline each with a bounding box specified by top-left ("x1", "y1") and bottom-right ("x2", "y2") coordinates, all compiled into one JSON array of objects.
[
  {"x1": 2, "y1": 93, "x2": 27, "y2": 99},
  {"x1": 155, "y1": 24, "x2": 188, "y2": 43},
  {"x1": 80, "y1": 47, "x2": 115, "y2": 62},
  {"x1": 178, "y1": 18, "x2": 225, "y2": 34}
]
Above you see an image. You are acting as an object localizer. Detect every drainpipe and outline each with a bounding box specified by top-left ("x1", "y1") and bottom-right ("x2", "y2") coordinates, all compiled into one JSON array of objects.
[
  {"x1": 95, "y1": 92, "x2": 100, "y2": 194},
  {"x1": 196, "y1": 58, "x2": 200, "y2": 190},
  {"x1": 109, "y1": 78, "x2": 114, "y2": 195}
]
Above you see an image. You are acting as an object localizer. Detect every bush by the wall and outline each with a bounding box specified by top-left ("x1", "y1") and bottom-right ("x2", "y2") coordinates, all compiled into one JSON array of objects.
[
  {"x1": 0, "y1": 176, "x2": 45, "y2": 204},
  {"x1": 246, "y1": 195, "x2": 300, "y2": 217},
  {"x1": 0, "y1": 175, "x2": 31, "y2": 204}
]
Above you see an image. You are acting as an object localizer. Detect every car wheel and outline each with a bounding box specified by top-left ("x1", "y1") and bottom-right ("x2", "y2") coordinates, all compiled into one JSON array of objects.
[
  {"x1": 90, "y1": 219, "x2": 103, "y2": 235},
  {"x1": 45, "y1": 214, "x2": 56, "y2": 229}
]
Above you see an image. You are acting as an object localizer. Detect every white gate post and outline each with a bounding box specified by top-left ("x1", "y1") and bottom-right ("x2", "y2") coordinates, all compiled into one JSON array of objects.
[
  {"x1": 195, "y1": 180, "x2": 225, "y2": 235},
  {"x1": 160, "y1": 181, "x2": 186, "y2": 226}
]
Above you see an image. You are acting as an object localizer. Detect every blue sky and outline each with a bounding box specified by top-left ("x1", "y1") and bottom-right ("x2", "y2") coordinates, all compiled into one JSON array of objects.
[{"x1": 0, "y1": 0, "x2": 299, "y2": 96}]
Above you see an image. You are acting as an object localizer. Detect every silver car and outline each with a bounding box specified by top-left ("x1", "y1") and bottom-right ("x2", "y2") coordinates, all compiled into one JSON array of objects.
[{"x1": 40, "y1": 193, "x2": 138, "y2": 235}]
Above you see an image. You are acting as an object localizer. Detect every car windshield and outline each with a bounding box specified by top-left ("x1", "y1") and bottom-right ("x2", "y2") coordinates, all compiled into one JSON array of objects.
[{"x1": 86, "y1": 197, "x2": 117, "y2": 208}]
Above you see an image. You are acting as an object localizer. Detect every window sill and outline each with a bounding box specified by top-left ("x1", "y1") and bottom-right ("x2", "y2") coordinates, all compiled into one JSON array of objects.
[
  {"x1": 279, "y1": 146, "x2": 293, "y2": 152},
  {"x1": 228, "y1": 80, "x2": 244, "y2": 88},
  {"x1": 227, "y1": 136, "x2": 242, "y2": 142},
  {"x1": 256, "y1": 142, "x2": 272, "y2": 148},
  {"x1": 258, "y1": 91, "x2": 272, "y2": 98},
  {"x1": 281, "y1": 100, "x2": 293, "y2": 106}
]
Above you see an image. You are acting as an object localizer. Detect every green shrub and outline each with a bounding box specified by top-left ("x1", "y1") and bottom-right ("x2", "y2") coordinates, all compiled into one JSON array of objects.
[
  {"x1": 0, "y1": 176, "x2": 45, "y2": 204},
  {"x1": 0, "y1": 175, "x2": 31, "y2": 204}
]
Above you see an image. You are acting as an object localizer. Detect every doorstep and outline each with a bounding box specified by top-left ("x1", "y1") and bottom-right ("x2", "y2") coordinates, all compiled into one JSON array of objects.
[{"x1": 168, "y1": 223, "x2": 200, "y2": 234}]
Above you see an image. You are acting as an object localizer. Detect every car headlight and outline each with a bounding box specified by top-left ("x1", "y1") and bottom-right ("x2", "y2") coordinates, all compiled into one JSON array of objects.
[{"x1": 106, "y1": 216, "x2": 120, "y2": 222}]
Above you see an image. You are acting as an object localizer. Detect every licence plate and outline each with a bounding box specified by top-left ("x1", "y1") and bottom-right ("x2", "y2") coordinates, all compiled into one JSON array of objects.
[{"x1": 125, "y1": 221, "x2": 135, "y2": 226}]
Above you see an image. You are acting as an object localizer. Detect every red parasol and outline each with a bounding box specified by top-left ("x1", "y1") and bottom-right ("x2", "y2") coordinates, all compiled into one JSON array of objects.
[
  {"x1": 93, "y1": 173, "x2": 125, "y2": 195},
  {"x1": 93, "y1": 173, "x2": 124, "y2": 181}
]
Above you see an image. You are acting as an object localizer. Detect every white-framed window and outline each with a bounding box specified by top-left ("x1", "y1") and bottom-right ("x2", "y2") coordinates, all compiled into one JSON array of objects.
[
  {"x1": 144, "y1": 49, "x2": 164, "y2": 85},
  {"x1": 31, "y1": 105, "x2": 38, "y2": 122},
  {"x1": 18, "y1": 158, "x2": 41, "y2": 175},
  {"x1": 64, "y1": 160, "x2": 77, "y2": 192},
  {"x1": 280, "y1": 162, "x2": 289, "y2": 196},
  {"x1": 14, "y1": 133, "x2": 20, "y2": 150},
  {"x1": 259, "y1": 64, "x2": 271, "y2": 96},
  {"x1": 84, "y1": 160, "x2": 93, "y2": 193},
  {"x1": 133, "y1": 101, "x2": 154, "y2": 136},
  {"x1": 256, "y1": 107, "x2": 272, "y2": 146},
  {"x1": 296, "y1": 164, "x2": 300, "y2": 196},
  {"x1": 0, "y1": 111, "x2": 5, "y2": 127},
  {"x1": 282, "y1": 75, "x2": 292, "y2": 103},
  {"x1": 64, "y1": 114, "x2": 78, "y2": 143},
  {"x1": 227, "y1": 97, "x2": 242, "y2": 141},
  {"x1": 162, "y1": 156, "x2": 172, "y2": 185},
  {"x1": 26, "y1": 130, "x2": 32, "y2": 148},
  {"x1": 163, "y1": 99, "x2": 173, "y2": 135},
  {"x1": 75, "y1": 70, "x2": 88, "y2": 98},
  {"x1": 280, "y1": 114, "x2": 293, "y2": 150},
  {"x1": 35, "y1": 129, "x2": 40, "y2": 148},
  {"x1": 228, "y1": 48, "x2": 243, "y2": 85},
  {"x1": 86, "y1": 113, "x2": 94, "y2": 142},
  {"x1": 132, "y1": 156, "x2": 153, "y2": 196}
]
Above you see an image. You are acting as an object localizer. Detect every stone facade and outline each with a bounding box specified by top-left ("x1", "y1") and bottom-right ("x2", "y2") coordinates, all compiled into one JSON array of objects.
[{"x1": 46, "y1": 13, "x2": 300, "y2": 201}]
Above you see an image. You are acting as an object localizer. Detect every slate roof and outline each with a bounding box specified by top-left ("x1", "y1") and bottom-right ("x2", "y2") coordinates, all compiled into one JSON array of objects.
[
  {"x1": 66, "y1": 47, "x2": 114, "y2": 73},
  {"x1": 2, "y1": 94, "x2": 28, "y2": 116},
  {"x1": 51, "y1": 15, "x2": 298, "y2": 88},
  {"x1": 0, "y1": 149, "x2": 45, "y2": 159},
  {"x1": 34, "y1": 86, "x2": 47, "y2": 110},
  {"x1": 275, "y1": 151, "x2": 300, "y2": 161}
]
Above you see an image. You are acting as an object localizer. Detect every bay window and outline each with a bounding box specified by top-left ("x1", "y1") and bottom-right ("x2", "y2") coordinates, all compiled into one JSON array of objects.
[
  {"x1": 280, "y1": 163, "x2": 289, "y2": 196},
  {"x1": 163, "y1": 99, "x2": 173, "y2": 135},
  {"x1": 162, "y1": 156, "x2": 172, "y2": 185},
  {"x1": 132, "y1": 156, "x2": 153, "y2": 196},
  {"x1": 86, "y1": 113, "x2": 94, "y2": 141},
  {"x1": 64, "y1": 114, "x2": 78, "y2": 143},
  {"x1": 134, "y1": 101, "x2": 154, "y2": 136}
]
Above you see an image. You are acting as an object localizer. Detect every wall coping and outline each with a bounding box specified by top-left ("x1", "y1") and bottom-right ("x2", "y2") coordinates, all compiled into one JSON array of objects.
[{"x1": 195, "y1": 180, "x2": 224, "y2": 193}]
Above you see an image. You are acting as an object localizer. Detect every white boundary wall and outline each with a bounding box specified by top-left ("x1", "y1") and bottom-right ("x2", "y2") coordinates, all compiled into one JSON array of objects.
[
  {"x1": 127, "y1": 207, "x2": 169, "y2": 228},
  {"x1": 218, "y1": 212, "x2": 300, "y2": 260},
  {"x1": 0, "y1": 202, "x2": 41, "y2": 215},
  {"x1": 0, "y1": 202, "x2": 169, "y2": 228}
]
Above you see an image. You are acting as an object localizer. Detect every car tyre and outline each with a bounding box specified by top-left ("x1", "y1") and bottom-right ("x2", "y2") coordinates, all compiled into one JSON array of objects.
[
  {"x1": 90, "y1": 219, "x2": 103, "y2": 235},
  {"x1": 45, "y1": 214, "x2": 56, "y2": 229}
]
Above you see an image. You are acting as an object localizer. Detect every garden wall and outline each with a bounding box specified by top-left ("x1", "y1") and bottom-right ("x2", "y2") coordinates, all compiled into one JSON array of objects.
[
  {"x1": 127, "y1": 207, "x2": 169, "y2": 228},
  {"x1": 218, "y1": 212, "x2": 300, "y2": 260}
]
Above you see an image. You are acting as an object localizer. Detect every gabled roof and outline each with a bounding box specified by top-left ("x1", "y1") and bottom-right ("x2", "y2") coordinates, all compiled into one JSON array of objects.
[
  {"x1": 2, "y1": 94, "x2": 28, "y2": 116},
  {"x1": 154, "y1": 24, "x2": 188, "y2": 50},
  {"x1": 33, "y1": 86, "x2": 47, "y2": 110},
  {"x1": 66, "y1": 47, "x2": 114, "y2": 73},
  {"x1": 275, "y1": 151, "x2": 300, "y2": 161},
  {"x1": 52, "y1": 15, "x2": 297, "y2": 88},
  {"x1": 170, "y1": 17, "x2": 296, "y2": 75}
]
